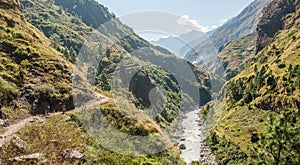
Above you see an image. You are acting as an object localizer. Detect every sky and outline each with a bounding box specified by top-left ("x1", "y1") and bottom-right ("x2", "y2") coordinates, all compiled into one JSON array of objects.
[{"x1": 96, "y1": 0, "x2": 254, "y2": 40}]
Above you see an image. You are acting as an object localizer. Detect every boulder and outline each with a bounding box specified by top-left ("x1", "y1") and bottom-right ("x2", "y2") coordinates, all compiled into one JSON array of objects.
[
  {"x1": 12, "y1": 136, "x2": 27, "y2": 151},
  {"x1": 61, "y1": 149, "x2": 85, "y2": 161}
]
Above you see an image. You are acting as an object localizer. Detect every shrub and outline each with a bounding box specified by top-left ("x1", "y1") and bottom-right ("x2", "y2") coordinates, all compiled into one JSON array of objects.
[
  {"x1": 278, "y1": 63, "x2": 286, "y2": 68},
  {"x1": 0, "y1": 77, "x2": 19, "y2": 105},
  {"x1": 250, "y1": 110, "x2": 300, "y2": 164},
  {"x1": 292, "y1": 35, "x2": 297, "y2": 41},
  {"x1": 207, "y1": 132, "x2": 248, "y2": 164}
]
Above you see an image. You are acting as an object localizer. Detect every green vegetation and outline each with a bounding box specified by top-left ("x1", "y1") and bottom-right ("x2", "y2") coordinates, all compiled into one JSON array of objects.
[
  {"x1": 20, "y1": 0, "x2": 94, "y2": 58},
  {"x1": 207, "y1": 132, "x2": 248, "y2": 164},
  {"x1": 54, "y1": 0, "x2": 150, "y2": 54},
  {"x1": 128, "y1": 65, "x2": 182, "y2": 129},
  {"x1": 214, "y1": 33, "x2": 257, "y2": 80},
  {"x1": 0, "y1": 114, "x2": 183, "y2": 164},
  {"x1": 54, "y1": 0, "x2": 115, "y2": 29},
  {"x1": 21, "y1": 1, "x2": 213, "y2": 130},
  {"x1": 0, "y1": 0, "x2": 82, "y2": 120},
  {"x1": 96, "y1": 70, "x2": 110, "y2": 91},
  {"x1": 202, "y1": 1, "x2": 300, "y2": 164},
  {"x1": 250, "y1": 109, "x2": 300, "y2": 164},
  {"x1": 0, "y1": 0, "x2": 213, "y2": 164}
]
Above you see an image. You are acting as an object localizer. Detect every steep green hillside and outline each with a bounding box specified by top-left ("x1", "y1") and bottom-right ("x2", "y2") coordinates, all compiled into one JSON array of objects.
[
  {"x1": 54, "y1": 0, "x2": 150, "y2": 53},
  {"x1": 212, "y1": 33, "x2": 257, "y2": 80},
  {"x1": 20, "y1": 0, "x2": 113, "y2": 63},
  {"x1": 204, "y1": 0, "x2": 300, "y2": 164},
  {"x1": 0, "y1": 0, "x2": 77, "y2": 120}
]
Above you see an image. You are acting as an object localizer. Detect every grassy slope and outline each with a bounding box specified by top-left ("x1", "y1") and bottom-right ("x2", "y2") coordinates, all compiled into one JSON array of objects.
[
  {"x1": 0, "y1": 102, "x2": 183, "y2": 164},
  {"x1": 215, "y1": 33, "x2": 257, "y2": 80},
  {"x1": 0, "y1": 0, "x2": 183, "y2": 164},
  {"x1": 0, "y1": 0, "x2": 76, "y2": 120},
  {"x1": 19, "y1": 0, "x2": 117, "y2": 71},
  {"x1": 20, "y1": 0, "x2": 92, "y2": 52},
  {"x1": 205, "y1": 0, "x2": 300, "y2": 163}
]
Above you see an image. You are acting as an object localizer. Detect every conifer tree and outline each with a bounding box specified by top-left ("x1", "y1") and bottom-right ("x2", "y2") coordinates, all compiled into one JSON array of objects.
[
  {"x1": 69, "y1": 47, "x2": 77, "y2": 63},
  {"x1": 251, "y1": 109, "x2": 300, "y2": 165},
  {"x1": 96, "y1": 70, "x2": 110, "y2": 91}
]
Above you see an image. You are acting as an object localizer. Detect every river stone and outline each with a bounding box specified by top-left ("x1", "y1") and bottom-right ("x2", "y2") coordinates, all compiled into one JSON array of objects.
[{"x1": 179, "y1": 144, "x2": 186, "y2": 150}]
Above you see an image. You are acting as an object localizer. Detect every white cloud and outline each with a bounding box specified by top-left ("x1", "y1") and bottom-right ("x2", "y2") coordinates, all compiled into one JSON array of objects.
[
  {"x1": 211, "y1": 25, "x2": 219, "y2": 29},
  {"x1": 177, "y1": 15, "x2": 216, "y2": 33},
  {"x1": 221, "y1": 18, "x2": 229, "y2": 25},
  {"x1": 138, "y1": 32, "x2": 170, "y2": 42}
]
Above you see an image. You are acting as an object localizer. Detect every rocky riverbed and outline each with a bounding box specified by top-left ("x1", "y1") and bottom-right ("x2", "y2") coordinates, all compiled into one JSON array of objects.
[{"x1": 173, "y1": 110, "x2": 216, "y2": 164}]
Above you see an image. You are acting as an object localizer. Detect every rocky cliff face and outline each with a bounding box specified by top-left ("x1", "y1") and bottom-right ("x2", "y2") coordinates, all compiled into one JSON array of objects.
[{"x1": 256, "y1": 0, "x2": 300, "y2": 52}]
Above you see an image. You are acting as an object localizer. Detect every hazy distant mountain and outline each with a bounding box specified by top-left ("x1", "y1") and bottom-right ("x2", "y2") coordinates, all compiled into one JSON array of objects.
[
  {"x1": 151, "y1": 30, "x2": 206, "y2": 58},
  {"x1": 185, "y1": 0, "x2": 272, "y2": 64}
]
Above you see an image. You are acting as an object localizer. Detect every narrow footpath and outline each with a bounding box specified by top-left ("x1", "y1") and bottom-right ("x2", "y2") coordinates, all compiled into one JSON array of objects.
[{"x1": 0, "y1": 94, "x2": 109, "y2": 147}]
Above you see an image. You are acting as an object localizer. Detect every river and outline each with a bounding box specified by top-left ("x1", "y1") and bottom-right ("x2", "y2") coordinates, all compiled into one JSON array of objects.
[{"x1": 173, "y1": 109, "x2": 216, "y2": 164}]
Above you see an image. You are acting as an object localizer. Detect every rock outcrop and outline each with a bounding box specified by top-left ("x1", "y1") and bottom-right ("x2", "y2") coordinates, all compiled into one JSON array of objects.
[
  {"x1": 61, "y1": 149, "x2": 85, "y2": 162},
  {"x1": 257, "y1": 0, "x2": 300, "y2": 52},
  {"x1": 9, "y1": 153, "x2": 44, "y2": 163},
  {"x1": 11, "y1": 136, "x2": 27, "y2": 151}
]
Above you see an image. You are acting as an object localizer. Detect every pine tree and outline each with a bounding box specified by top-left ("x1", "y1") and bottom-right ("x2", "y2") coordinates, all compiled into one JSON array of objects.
[
  {"x1": 69, "y1": 47, "x2": 77, "y2": 63},
  {"x1": 18, "y1": 60, "x2": 29, "y2": 85},
  {"x1": 250, "y1": 110, "x2": 300, "y2": 165},
  {"x1": 96, "y1": 70, "x2": 110, "y2": 91},
  {"x1": 288, "y1": 64, "x2": 293, "y2": 72},
  {"x1": 63, "y1": 47, "x2": 70, "y2": 59},
  {"x1": 254, "y1": 65, "x2": 258, "y2": 73}
]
